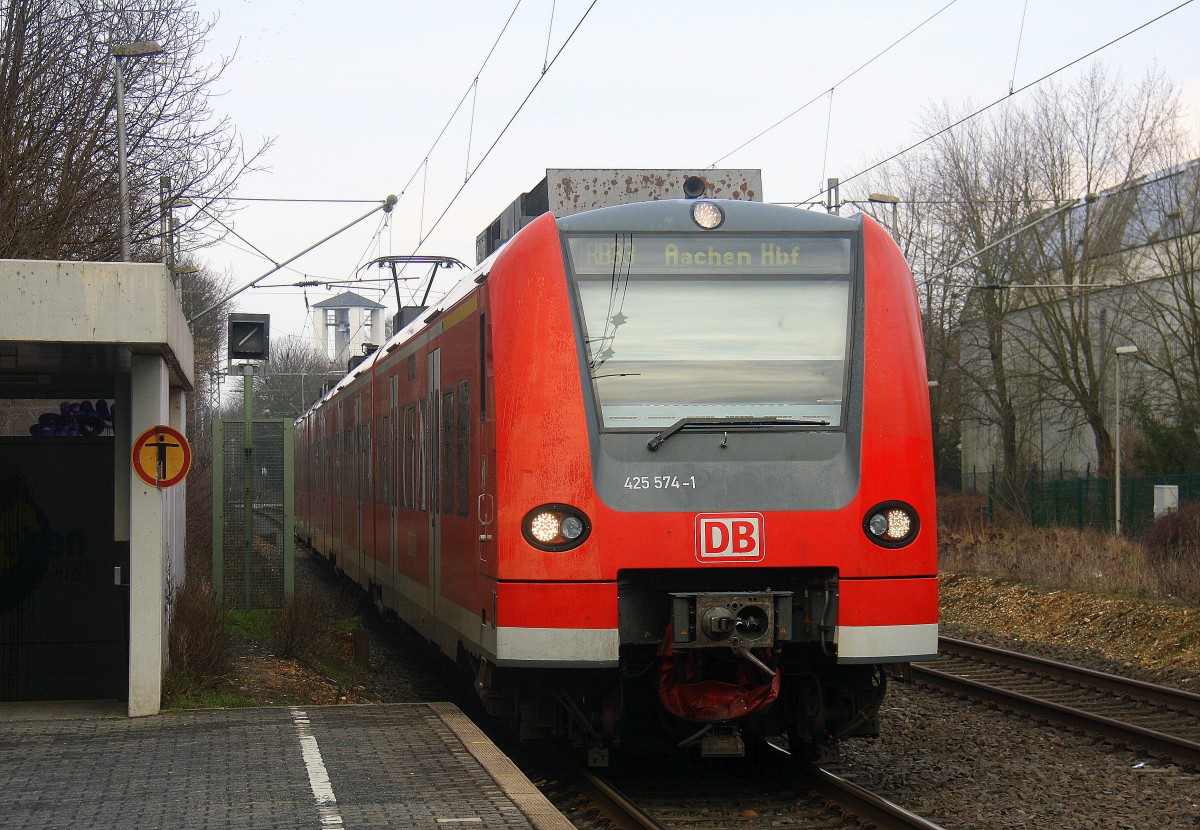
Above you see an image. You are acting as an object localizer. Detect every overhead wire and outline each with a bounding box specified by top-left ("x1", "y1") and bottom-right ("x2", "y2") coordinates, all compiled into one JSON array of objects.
[
  {"x1": 187, "y1": 197, "x2": 396, "y2": 324},
  {"x1": 408, "y1": 0, "x2": 600, "y2": 256},
  {"x1": 709, "y1": 0, "x2": 961, "y2": 168},
  {"x1": 188, "y1": 2, "x2": 533, "y2": 320},
  {"x1": 1009, "y1": 0, "x2": 1031, "y2": 94},
  {"x1": 819, "y1": 90, "x2": 835, "y2": 192},
  {"x1": 781, "y1": 0, "x2": 1197, "y2": 208},
  {"x1": 394, "y1": 0, "x2": 526, "y2": 203},
  {"x1": 206, "y1": 197, "x2": 382, "y2": 204},
  {"x1": 542, "y1": 0, "x2": 557, "y2": 73}
]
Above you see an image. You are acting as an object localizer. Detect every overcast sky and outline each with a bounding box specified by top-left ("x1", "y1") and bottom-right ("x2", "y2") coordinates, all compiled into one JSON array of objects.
[{"x1": 187, "y1": 0, "x2": 1200, "y2": 343}]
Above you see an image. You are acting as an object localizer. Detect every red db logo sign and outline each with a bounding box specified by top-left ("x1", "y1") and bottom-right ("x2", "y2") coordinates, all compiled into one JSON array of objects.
[{"x1": 695, "y1": 514, "x2": 765, "y2": 562}]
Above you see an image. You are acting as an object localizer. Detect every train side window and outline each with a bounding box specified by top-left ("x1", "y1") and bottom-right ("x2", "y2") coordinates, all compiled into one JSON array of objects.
[
  {"x1": 404, "y1": 404, "x2": 416, "y2": 509},
  {"x1": 441, "y1": 387, "x2": 455, "y2": 514},
  {"x1": 390, "y1": 376, "x2": 399, "y2": 509},
  {"x1": 456, "y1": 380, "x2": 470, "y2": 517},
  {"x1": 479, "y1": 313, "x2": 487, "y2": 423},
  {"x1": 363, "y1": 420, "x2": 371, "y2": 497}
]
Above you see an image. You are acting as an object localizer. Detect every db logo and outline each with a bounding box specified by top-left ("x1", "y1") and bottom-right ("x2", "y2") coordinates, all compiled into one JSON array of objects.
[{"x1": 695, "y1": 513, "x2": 765, "y2": 562}]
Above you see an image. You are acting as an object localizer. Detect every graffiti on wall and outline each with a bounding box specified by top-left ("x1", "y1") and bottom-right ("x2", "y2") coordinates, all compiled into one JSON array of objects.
[{"x1": 29, "y1": 400, "x2": 115, "y2": 437}]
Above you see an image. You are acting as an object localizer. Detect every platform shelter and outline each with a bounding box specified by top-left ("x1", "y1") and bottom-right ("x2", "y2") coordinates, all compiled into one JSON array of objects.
[{"x1": 0, "y1": 259, "x2": 193, "y2": 716}]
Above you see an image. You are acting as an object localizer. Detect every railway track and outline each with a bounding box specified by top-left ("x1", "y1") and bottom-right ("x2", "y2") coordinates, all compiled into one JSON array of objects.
[
  {"x1": 554, "y1": 742, "x2": 948, "y2": 830},
  {"x1": 913, "y1": 636, "x2": 1200, "y2": 767}
]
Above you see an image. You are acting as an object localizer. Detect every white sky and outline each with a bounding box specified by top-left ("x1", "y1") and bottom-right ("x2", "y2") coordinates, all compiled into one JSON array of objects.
[{"x1": 187, "y1": 0, "x2": 1200, "y2": 344}]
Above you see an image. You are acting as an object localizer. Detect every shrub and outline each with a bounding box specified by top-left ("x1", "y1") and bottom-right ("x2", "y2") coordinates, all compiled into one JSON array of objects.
[
  {"x1": 271, "y1": 586, "x2": 355, "y2": 661},
  {"x1": 936, "y1": 490, "x2": 989, "y2": 533},
  {"x1": 1141, "y1": 502, "x2": 1200, "y2": 599},
  {"x1": 165, "y1": 580, "x2": 231, "y2": 697}
]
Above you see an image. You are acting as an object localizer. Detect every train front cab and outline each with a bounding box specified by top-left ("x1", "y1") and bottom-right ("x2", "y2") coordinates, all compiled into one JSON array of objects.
[{"x1": 484, "y1": 199, "x2": 937, "y2": 761}]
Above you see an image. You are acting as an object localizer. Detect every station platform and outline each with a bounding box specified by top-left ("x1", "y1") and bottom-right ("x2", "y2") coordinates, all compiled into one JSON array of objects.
[{"x1": 0, "y1": 702, "x2": 575, "y2": 830}]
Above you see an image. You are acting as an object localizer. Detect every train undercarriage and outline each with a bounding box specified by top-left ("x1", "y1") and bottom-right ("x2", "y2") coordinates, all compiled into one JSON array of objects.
[{"x1": 466, "y1": 578, "x2": 891, "y2": 766}]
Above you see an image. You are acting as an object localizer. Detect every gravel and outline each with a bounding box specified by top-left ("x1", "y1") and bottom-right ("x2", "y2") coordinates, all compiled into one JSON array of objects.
[{"x1": 838, "y1": 681, "x2": 1199, "y2": 829}]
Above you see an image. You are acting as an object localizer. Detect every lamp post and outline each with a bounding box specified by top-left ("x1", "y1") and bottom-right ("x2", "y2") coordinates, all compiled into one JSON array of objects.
[
  {"x1": 1114, "y1": 344, "x2": 1139, "y2": 534},
  {"x1": 867, "y1": 192, "x2": 900, "y2": 232},
  {"x1": 112, "y1": 41, "x2": 164, "y2": 262}
]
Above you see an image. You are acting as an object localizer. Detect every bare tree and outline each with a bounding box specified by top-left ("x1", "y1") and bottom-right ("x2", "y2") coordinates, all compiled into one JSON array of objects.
[
  {"x1": 176, "y1": 261, "x2": 231, "y2": 574},
  {"x1": 996, "y1": 67, "x2": 1188, "y2": 479},
  {"x1": 857, "y1": 160, "x2": 969, "y2": 486},
  {"x1": 914, "y1": 102, "x2": 1046, "y2": 505},
  {"x1": 860, "y1": 65, "x2": 1190, "y2": 503},
  {"x1": 227, "y1": 335, "x2": 338, "y2": 422},
  {"x1": 0, "y1": 0, "x2": 268, "y2": 262}
]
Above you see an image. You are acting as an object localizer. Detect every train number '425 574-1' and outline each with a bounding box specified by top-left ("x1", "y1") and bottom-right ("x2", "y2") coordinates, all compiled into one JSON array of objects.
[{"x1": 623, "y1": 475, "x2": 697, "y2": 490}]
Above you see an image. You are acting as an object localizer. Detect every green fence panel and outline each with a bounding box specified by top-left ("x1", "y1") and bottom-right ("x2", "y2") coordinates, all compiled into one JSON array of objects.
[
  {"x1": 1026, "y1": 472, "x2": 1200, "y2": 534},
  {"x1": 212, "y1": 418, "x2": 294, "y2": 609}
]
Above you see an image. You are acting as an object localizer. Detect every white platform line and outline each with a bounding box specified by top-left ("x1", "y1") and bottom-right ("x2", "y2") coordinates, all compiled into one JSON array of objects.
[{"x1": 291, "y1": 708, "x2": 346, "y2": 828}]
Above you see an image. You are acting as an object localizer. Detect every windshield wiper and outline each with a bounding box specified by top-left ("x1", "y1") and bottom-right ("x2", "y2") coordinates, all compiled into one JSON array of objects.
[{"x1": 646, "y1": 416, "x2": 830, "y2": 451}]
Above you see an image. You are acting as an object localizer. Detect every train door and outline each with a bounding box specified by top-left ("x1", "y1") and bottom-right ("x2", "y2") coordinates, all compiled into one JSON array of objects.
[
  {"x1": 427, "y1": 349, "x2": 442, "y2": 618},
  {"x1": 477, "y1": 309, "x2": 496, "y2": 580},
  {"x1": 322, "y1": 411, "x2": 332, "y2": 558}
]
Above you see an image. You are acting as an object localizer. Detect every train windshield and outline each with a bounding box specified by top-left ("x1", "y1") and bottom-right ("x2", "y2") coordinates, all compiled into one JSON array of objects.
[{"x1": 565, "y1": 233, "x2": 853, "y2": 430}]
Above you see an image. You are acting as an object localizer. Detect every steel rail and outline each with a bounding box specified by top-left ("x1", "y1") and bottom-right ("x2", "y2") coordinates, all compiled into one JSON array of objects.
[
  {"x1": 760, "y1": 740, "x2": 948, "y2": 830},
  {"x1": 938, "y1": 636, "x2": 1200, "y2": 713},
  {"x1": 804, "y1": 767, "x2": 950, "y2": 830},
  {"x1": 568, "y1": 766, "x2": 668, "y2": 830},
  {"x1": 914, "y1": 642, "x2": 1200, "y2": 766}
]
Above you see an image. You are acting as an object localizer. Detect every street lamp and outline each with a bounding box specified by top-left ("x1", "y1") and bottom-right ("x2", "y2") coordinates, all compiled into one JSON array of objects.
[
  {"x1": 112, "y1": 41, "x2": 164, "y2": 261},
  {"x1": 1114, "y1": 344, "x2": 1139, "y2": 534},
  {"x1": 867, "y1": 192, "x2": 900, "y2": 232}
]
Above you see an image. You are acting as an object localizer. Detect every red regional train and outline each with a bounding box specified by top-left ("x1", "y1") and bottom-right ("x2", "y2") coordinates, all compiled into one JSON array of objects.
[{"x1": 295, "y1": 194, "x2": 937, "y2": 764}]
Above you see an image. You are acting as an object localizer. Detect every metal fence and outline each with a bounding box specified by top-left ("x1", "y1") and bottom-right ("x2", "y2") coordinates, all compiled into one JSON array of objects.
[
  {"x1": 1027, "y1": 472, "x2": 1200, "y2": 534},
  {"x1": 213, "y1": 419, "x2": 294, "y2": 609}
]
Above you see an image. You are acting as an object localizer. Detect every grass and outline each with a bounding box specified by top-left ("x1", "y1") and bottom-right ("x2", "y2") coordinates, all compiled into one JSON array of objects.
[
  {"x1": 938, "y1": 492, "x2": 1200, "y2": 604},
  {"x1": 225, "y1": 608, "x2": 275, "y2": 643},
  {"x1": 162, "y1": 685, "x2": 259, "y2": 710}
]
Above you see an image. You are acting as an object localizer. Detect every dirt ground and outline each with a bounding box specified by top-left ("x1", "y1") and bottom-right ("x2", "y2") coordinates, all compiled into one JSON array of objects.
[{"x1": 939, "y1": 571, "x2": 1200, "y2": 687}]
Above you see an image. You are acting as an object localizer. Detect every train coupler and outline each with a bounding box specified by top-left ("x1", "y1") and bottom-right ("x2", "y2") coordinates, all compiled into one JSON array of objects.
[
  {"x1": 670, "y1": 591, "x2": 793, "y2": 649},
  {"x1": 700, "y1": 725, "x2": 745, "y2": 758}
]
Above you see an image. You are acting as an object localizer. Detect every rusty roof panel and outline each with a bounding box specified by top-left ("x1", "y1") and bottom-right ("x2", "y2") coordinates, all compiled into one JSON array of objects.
[
  {"x1": 546, "y1": 168, "x2": 762, "y2": 215},
  {"x1": 476, "y1": 169, "x2": 763, "y2": 262}
]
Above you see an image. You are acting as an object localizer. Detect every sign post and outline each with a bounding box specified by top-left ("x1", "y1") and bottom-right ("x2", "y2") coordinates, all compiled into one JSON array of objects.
[{"x1": 242, "y1": 362, "x2": 255, "y2": 609}]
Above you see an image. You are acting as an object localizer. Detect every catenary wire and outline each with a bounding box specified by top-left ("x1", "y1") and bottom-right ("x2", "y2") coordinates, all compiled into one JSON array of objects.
[
  {"x1": 709, "y1": 0, "x2": 961, "y2": 168},
  {"x1": 407, "y1": 0, "x2": 599, "y2": 257},
  {"x1": 780, "y1": 0, "x2": 1197, "y2": 207}
]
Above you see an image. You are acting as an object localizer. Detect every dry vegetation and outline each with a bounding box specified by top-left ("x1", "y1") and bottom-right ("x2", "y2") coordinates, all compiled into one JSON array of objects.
[
  {"x1": 163, "y1": 576, "x2": 368, "y2": 709},
  {"x1": 938, "y1": 491, "x2": 1200, "y2": 685},
  {"x1": 938, "y1": 492, "x2": 1200, "y2": 603}
]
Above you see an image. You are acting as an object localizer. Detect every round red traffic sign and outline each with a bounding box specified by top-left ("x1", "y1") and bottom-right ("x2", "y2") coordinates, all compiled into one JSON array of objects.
[{"x1": 131, "y1": 425, "x2": 192, "y2": 488}]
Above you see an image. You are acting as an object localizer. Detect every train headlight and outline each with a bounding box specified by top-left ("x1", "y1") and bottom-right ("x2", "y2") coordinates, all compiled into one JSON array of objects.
[
  {"x1": 691, "y1": 201, "x2": 724, "y2": 230},
  {"x1": 863, "y1": 501, "x2": 919, "y2": 548},
  {"x1": 522, "y1": 504, "x2": 591, "y2": 551}
]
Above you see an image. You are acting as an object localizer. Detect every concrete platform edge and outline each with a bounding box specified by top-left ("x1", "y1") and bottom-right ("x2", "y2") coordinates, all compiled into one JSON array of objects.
[{"x1": 429, "y1": 701, "x2": 576, "y2": 830}]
